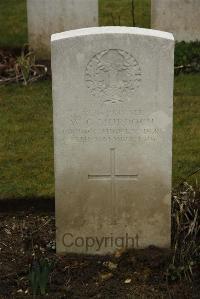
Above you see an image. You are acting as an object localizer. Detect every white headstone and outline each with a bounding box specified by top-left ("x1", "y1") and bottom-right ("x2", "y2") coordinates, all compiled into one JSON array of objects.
[
  {"x1": 27, "y1": 0, "x2": 98, "y2": 59},
  {"x1": 151, "y1": 0, "x2": 200, "y2": 42},
  {"x1": 51, "y1": 27, "x2": 174, "y2": 255}
]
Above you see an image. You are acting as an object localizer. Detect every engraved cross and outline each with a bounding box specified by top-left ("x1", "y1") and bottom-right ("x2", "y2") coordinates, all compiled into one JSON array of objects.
[{"x1": 88, "y1": 148, "x2": 138, "y2": 203}]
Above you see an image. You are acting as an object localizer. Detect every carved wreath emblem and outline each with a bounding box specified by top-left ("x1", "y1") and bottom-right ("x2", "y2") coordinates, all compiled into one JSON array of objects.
[{"x1": 85, "y1": 49, "x2": 142, "y2": 103}]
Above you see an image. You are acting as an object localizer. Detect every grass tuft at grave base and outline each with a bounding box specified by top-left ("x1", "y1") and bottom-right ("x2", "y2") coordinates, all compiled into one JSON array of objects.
[{"x1": 0, "y1": 74, "x2": 200, "y2": 200}]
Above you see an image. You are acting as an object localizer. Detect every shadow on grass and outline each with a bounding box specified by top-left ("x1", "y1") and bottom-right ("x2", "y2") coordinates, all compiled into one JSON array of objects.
[{"x1": 0, "y1": 196, "x2": 55, "y2": 213}]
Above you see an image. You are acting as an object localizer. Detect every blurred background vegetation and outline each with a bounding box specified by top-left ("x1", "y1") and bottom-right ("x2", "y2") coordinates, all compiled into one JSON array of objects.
[{"x1": 0, "y1": 0, "x2": 199, "y2": 199}]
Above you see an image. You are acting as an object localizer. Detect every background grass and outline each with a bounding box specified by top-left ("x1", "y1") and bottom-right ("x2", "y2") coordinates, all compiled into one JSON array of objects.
[
  {"x1": 99, "y1": 0, "x2": 150, "y2": 27},
  {"x1": 0, "y1": 0, "x2": 199, "y2": 199},
  {"x1": 0, "y1": 81, "x2": 54, "y2": 199},
  {"x1": 173, "y1": 74, "x2": 200, "y2": 186},
  {"x1": 0, "y1": 0, "x2": 27, "y2": 49},
  {"x1": 0, "y1": 0, "x2": 150, "y2": 48},
  {"x1": 0, "y1": 75, "x2": 199, "y2": 199}
]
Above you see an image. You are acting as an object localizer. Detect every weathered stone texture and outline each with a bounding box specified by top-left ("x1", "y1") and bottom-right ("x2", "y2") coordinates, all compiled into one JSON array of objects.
[
  {"x1": 51, "y1": 27, "x2": 174, "y2": 255},
  {"x1": 151, "y1": 0, "x2": 200, "y2": 41}
]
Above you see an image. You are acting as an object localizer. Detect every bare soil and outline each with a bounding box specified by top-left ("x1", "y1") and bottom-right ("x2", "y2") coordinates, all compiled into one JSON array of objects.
[{"x1": 0, "y1": 199, "x2": 198, "y2": 298}]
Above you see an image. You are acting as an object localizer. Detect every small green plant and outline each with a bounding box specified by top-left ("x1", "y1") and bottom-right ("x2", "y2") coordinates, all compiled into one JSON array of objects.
[
  {"x1": 28, "y1": 258, "x2": 54, "y2": 296},
  {"x1": 16, "y1": 46, "x2": 35, "y2": 85},
  {"x1": 0, "y1": 45, "x2": 47, "y2": 85},
  {"x1": 15, "y1": 45, "x2": 47, "y2": 85}
]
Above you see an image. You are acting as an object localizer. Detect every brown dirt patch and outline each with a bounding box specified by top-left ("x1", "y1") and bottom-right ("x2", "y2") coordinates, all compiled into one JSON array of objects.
[{"x1": 0, "y1": 202, "x2": 198, "y2": 298}]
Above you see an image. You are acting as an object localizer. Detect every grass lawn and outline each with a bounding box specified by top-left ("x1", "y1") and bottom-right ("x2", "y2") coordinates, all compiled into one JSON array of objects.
[
  {"x1": 0, "y1": 81, "x2": 54, "y2": 199},
  {"x1": 173, "y1": 74, "x2": 200, "y2": 186},
  {"x1": 0, "y1": 74, "x2": 200, "y2": 199}
]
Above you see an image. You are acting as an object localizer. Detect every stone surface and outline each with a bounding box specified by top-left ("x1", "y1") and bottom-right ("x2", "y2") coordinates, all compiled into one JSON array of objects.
[
  {"x1": 27, "y1": 0, "x2": 98, "y2": 59},
  {"x1": 51, "y1": 27, "x2": 174, "y2": 255},
  {"x1": 151, "y1": 0, "x2": 200, "y2": 42}
]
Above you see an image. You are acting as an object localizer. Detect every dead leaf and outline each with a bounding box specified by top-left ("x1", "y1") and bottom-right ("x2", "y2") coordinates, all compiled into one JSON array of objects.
[
  {"x1": 103, "y1": 261, "x2": 118, "y2": 270},
  {"x1": 124, "y1": 278, "x2": 132, "y2": 284},
  {"x1": 99, "y1": 272, "x2": 113, "y2": 282},
  {"x1": 114, "y1": 248, "x2": 125, "y2": 258},
  {"x1": 4, "y1": 228, "x2": 11, "y2": 235}
]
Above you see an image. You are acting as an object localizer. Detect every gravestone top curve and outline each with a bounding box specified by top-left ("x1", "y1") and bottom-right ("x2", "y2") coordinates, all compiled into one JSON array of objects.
[{"x1": 51, "y1": 26, "x2": 174, "y2": 42}]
